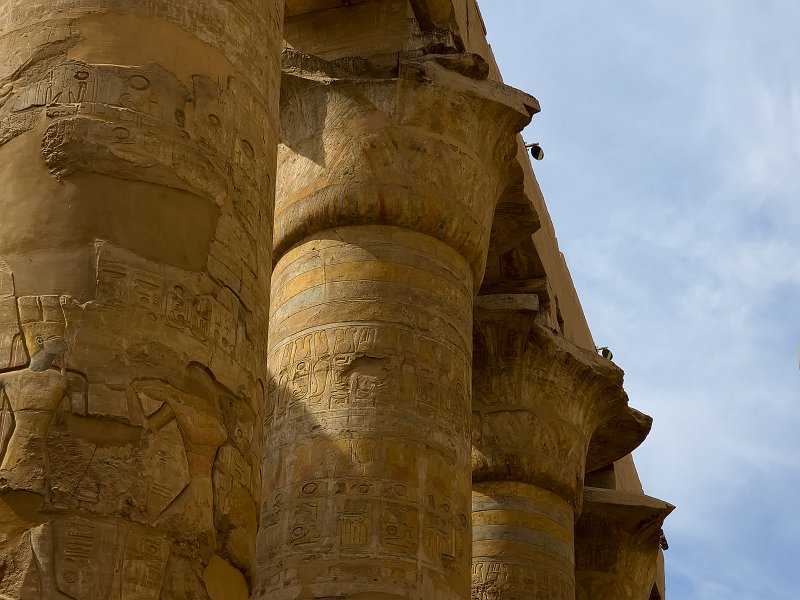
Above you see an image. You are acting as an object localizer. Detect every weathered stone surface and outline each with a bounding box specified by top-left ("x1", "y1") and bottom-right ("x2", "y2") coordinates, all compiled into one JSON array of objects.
[
  {"x1": 0, "y1": 1, "x2": 283, "y2": 597},
  {"x1": 576, "y1": 488, "x2": 674, "y2": 600},
  {"x1": 255, "y1": 49, "x2": 537, "y2": 600},
  {"x1": 0, "y1": 3, "x2": 673, "y2": 599}
]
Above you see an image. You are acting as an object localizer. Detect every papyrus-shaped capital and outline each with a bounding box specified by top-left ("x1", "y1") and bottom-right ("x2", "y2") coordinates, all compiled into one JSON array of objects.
[
  {"x1": 276, "y1": 50, "x2": 539, "y2": 278},
  {"x1": 472, "y1": 299, "x2": 651, "y2": 507}
]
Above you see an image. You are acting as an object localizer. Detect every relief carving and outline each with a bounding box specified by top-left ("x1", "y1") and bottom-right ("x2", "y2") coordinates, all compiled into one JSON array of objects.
[
  {"x1": 380, "y1": 501, "x2": 417, "y2": 555},
  {"x1": 93, "y1": 241, "x2": 264, "y2": 388},
  {"x1": 259, "y1": 438, "x2": 468, "y2": 581},
  {"x1": 0, "y1": 294, "x2": 84, "y2": 500},
  {"x1": 471, "y1": 561, "x2": 573, "y2": 600},
  {"x1": 0, "y1": 59, "x2": 269, "y2": 212},
  {"x1": 0, "y1": 1, "x2": 280, "y2": 597},
  {"x1": 0, "y1": 251, "x2": 261, "y2": 593},
  {"x1": 0, "y1": 517, "x2": 173, "y2": 600},
  {"x1": 0, "y1": 258, "x2": 26, "y2": 370},
  {"x1": 266, "y1": 325, "x2": 468, "y2": 438}
]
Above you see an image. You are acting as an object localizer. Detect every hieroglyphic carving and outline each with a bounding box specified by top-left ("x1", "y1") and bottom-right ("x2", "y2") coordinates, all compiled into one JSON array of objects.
[
  {"x1": 0, "y1": 517, "x2": 175, "y2": 599},
  {"x1": 0, "y1": 60, "x2": 271, "y2": 209},
  {"x1": 51, "y1": 519, "x2": 122, "y2": 599},
  {"x1": 120, "y1": 529, "x2": 171, "y2": 600},
  {"x1": 0, "y1": 52, "x2": 274, "y2": 322},
  {"x1": 260, "y1": 452, "x2": 466, "y2": 566},
  {"x1": 97, "y1": 251, "x2": 237, "y2": 354},
  {"x1": 288, "y1": 480, "x2": 325, "y2": 549},
  {"x1": 380, "y1": 498, "x2": 417, "y2": 555},
  {"x1": 266, "y1": 324, "x2": 469, "y2": 438},
  {"x1": 0, "y1": 259, "x2": 249, "y2": 569},
  {"x1": 0, "y1": 0, "x2": 280, "y2": 596},
  {"x1": 424, "y1": 494, "x2": 457, "y2": 568},
  {"x1": 93, "y1": 241, "x2": 264, "y2": 388},
  {"x1": 140, "y1": 420, "x2": 191, "y2": 521},
  {"x1": 8, "y1": 63, "x2": 186, "y2": 126},
  {"x1": 338, "y1": 497, "x2": 371, "y2": 548},
  {"x1": 471, "y1": 561, "x2": 573, "y2": 600},
  {"x1": 0, "y1": 245, "x2": 257, "y2": 584},
  {"x1": 261, "y1": 320, "x2": 471, "y2": 597}
]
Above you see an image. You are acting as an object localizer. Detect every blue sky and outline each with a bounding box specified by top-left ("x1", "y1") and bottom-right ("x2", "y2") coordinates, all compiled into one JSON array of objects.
[{"x1": 480, "y1": 2, "x2": 800, "y2": 599}]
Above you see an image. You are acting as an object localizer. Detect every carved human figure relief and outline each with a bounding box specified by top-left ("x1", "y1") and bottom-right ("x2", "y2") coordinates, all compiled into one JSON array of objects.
[
  {"x1": 0, "y1": 287, "x2": 82, "y2": 499},
  {"x1": 133, "y1": 377, "x2": 227, "y2": 537},
  {"x1": 0, "y1": 258, "x2": 25, "y2": 370}
]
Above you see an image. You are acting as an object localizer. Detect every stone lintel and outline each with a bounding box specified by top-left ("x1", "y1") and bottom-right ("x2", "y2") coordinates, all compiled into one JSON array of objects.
[
  {"x1": 408, "y1": 0, "x2": 457, "y2": 35},
  {"x1": 285, "y1": 0, "x2": 374, "y2": 18},
  {"x1": 280, "y1": 49, "x2": 539, "y2": 116},
  {"x1": 474, "y1": 293, "x2": 539, "y2": 313},
  {"x1": 400, "y1": 53, "x2": 540, "y2": 115},
  {"x1": 480, "y1": 276, "x2": 551, "y2": 299},
  {"x1": 581, "y1": 488, "x2": 675, "y2": 532},
  {"x1": 283, "y1": 0, "x2": 485, "y2": 57}
]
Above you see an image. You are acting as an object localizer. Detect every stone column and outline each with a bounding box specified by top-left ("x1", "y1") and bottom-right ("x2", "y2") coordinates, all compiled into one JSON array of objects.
[
  {"x1": 471, "y1": 296, "x2": 652, "y2": 600},
  {"x1": 255, "y1": 51, "x2": 537, "y2": 600},
  {"x1": 575, "y1": 488, "x2": 673, "y2": 600},
  {"x1": 0, "y1": 2, "x2": 283, "y2": 598}
]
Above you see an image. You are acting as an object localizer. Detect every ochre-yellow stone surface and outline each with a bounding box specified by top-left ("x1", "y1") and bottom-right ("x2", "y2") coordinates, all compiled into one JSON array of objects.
[{"x1": 0, "y1": 2, "x2": 672, "y2": 599}]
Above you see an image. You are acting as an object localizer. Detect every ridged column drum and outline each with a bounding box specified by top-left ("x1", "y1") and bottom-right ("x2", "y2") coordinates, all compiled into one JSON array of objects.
[
  {"x1": 0, "y1": 2, "x2": 283, "y2": 597},
  {"x1": 255, "y1": 51, "x2": 537, "y2": 600}
]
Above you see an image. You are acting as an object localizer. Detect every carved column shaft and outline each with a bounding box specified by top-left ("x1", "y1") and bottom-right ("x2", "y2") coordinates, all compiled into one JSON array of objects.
[
  {"x1": 472, "y1": 482, "x2": 575, "y2": 599},
  {"x1": 256, "y1": 51, "x2": 537, "y2": 600},
  {"x1": 471, "y1": 300, "x2": 651, "y2": 600},
  {"x1": 260, "y1": 228, "x2": 474, "y2": 600},
  {"x1": 0, "y1": 2, "x2": 283, "y2": 598}
]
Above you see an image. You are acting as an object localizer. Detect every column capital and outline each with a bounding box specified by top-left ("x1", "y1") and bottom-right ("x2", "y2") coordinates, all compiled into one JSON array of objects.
[
  {"x1": 472, "y1": 302, "x2": 651, "y2": 506},
  {"x1": 275, "y1": 49, "x2": 539, "y2": 278}
]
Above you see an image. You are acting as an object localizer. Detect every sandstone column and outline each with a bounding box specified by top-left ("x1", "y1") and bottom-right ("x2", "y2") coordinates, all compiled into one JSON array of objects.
[
  {"x1": 255, "y1": 50, "x2": 538, "y2": 600},
  {"x1": 0, "y1": 2, "x2": 283, "y2": 598},
  {"x1": 575, "y1": 488, "x2": 673, "y2": 600},
  {"x1": 471, "y1": 295, "x2": 652, "y2": 600}
]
